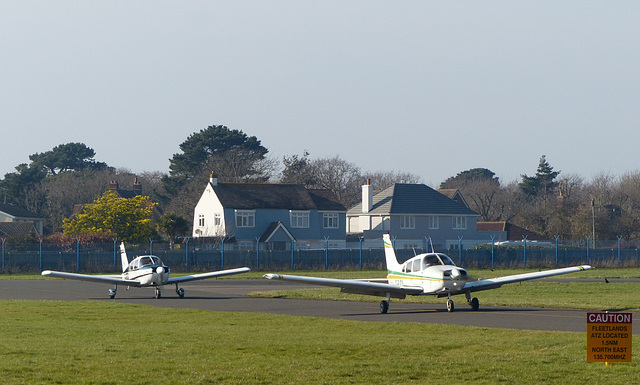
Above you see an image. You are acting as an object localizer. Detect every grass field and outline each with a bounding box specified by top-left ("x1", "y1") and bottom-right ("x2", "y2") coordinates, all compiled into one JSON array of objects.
[
  {"x1": 1, "y1": 268, "x2": 638, "y2": 384},
  {"x1": 1, "y1": 300, "x2": 638, "y2": 384}
]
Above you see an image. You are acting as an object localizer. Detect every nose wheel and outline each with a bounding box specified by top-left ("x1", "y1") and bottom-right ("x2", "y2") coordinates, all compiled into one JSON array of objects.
[{"x1": 154, "y1": 287, "x2": 162, "y2": 299}]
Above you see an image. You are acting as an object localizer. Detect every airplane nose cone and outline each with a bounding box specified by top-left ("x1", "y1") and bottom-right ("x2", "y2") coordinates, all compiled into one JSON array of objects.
[
  {"x1": 451, "y1": 269, "x2": 460, "y2": 280},
  {"x1": 156, "y1": 266, "x2": 165, "y2": 275}
]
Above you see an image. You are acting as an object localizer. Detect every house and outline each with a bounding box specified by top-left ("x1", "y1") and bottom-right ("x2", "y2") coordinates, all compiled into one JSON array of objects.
[
  {"x1": 0, "y1": 203, "x2": 45, "y2": 237},
  {"x1": 192, "y1": 176, "x2": 347, "y2": 250},
  {"x1": 347, "y1": 181, "x2": 486, "y2": 250}
]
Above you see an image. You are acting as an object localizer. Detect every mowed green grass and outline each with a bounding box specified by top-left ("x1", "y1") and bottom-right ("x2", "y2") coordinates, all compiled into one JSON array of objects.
[{"x1": 1, "y1": 300, "x2": 638, "y2": 385}]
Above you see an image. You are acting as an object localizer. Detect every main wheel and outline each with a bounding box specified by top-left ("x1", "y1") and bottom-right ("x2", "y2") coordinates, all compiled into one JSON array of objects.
[
  {"x1": 470, "y1": 297, "x2": 479, "y2": 311},
  {"x1": 380, "y1": 300, "x2": 389, "y2": 314},
  {"x1": 177, "y1": 288, "x2": 185, "y2": 298},
  {"x1": 109, "y1": 289, "x2": 116, "y2": 299},
  {"x1": 446, "y1": 299, "x2": 455, "y2": 312}
]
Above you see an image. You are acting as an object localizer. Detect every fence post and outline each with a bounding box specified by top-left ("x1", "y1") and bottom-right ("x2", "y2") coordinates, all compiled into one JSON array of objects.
[
  {"x1": 617, "y1": 235, "x2": 622, "y2": 266},
  {"x1": 490, "y1": 235, "x2": 496, "y2": 269},
  {"x1": 221, "y1": 238, "x2": 225, "y2": 270},
  {"x1": 76, "y1": 238, "x2": 80, "y2": 273},
  {"x1": 457, "y1": 236, "x2": 463, "y2": 265},
  {"x1": 359, "y1": 236, "x2": 363, "y2": 270},
  {"x1": 255, "y1": 237, "x2": 260, "y2": 271},
  {"x1": 522, "y1": 235, "x2": 528, "y2": 267},
  {"x1": 1, "y1": 238, "x2": 5, "y2": 274},
  {"x1": 113, "y1": 239, "x2": 118, "y2": 272},
  {"x1": 39, "y1": 238, "x2": 43, "y2": 272},
  {"x1": 149, "y1": 238, "x2": 154, "y2": 255},
  {"x1": 185, "y1": 237, "x2": 191, "y2": 272},
  {"x1": 324, "y1": 236, "x2": 329, "y2": 270},
  {"x1": 585, "y1": 236, "x2": 590, "y2": 265},
  {"x1": 554, "y1": 235, "x2": 560, "y2": 265},
  {"x1": 291, "y1": 240, "x2": 295, "y2": 270}
]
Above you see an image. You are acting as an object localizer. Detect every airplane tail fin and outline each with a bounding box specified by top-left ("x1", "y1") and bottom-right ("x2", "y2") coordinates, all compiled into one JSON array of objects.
[
  {"x1": 119, "y1": 242, "x2": 129, "y2": 272},
  {"x1": 382, "y1": 233, "x2": 402, "y2": 272}
]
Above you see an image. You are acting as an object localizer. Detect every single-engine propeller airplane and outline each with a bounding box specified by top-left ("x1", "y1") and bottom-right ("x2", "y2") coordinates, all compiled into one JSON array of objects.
[
  {"x1": 42, "y1": 242, "x2": 250, "y2": 299},
  {"x1": 264, "y1": 233, "x2": 591, "y2": 314}
]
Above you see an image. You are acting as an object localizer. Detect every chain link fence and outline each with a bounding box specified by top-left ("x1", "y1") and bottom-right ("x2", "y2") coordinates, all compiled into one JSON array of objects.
[{"x1": 1, "y1": 237, "x2": 637, "y2": 274}]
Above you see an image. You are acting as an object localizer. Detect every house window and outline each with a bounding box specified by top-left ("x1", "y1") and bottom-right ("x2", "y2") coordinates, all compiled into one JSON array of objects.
[
  {"x1": 198, "y1": 214, "x2": 205, "y2": 227},
  {"x1": 428, "y1": 216, "x2": 439, "y2": 229},
  {"x1": 453, "y1": 216, "x2": 467, "y2": 229},
  {"x1": 236, "y1": 210, "x2": 255, "y2": 227},
  {"x1": 290, "y1": 211, "x2": 309, "y2": 228},
  {"x1": 323, "y1": 213, "x2": 339, "y2": 229},
  {"x1": 400, "y1": 215, "x2": 415, "y2": 229},
  {"x1": 214, "y1": 213, "x2": 221, "y2": 226}
]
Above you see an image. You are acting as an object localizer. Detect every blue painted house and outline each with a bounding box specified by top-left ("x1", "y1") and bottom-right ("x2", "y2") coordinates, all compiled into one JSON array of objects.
[{"x1": 192, "y1": 176, "x2": 346, "y2": 250}]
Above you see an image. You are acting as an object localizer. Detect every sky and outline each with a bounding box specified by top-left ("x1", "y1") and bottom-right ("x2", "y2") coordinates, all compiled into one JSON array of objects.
[{"x1": 2, "y1": 1, "x2": 639, "y2": 187}]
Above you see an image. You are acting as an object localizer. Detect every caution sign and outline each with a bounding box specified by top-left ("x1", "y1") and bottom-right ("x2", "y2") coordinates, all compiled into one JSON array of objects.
[{"x1": 587, "y1": 312, "x2": 632, "y2": 363}]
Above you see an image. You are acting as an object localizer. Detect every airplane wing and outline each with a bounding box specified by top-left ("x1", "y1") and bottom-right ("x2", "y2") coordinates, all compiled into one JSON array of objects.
[
  {"x1": 463, "y1": 265, "x2": 592, "y2": 293},
  {"x1": 166, "y1": 267, "x2": 251, "y2": 284},
  {"x1": 263, "y1": 274, "x2": 424, "y2": 299},
  {"x1": 42, "y1": 270, "x2": 141, "y2": 286}
]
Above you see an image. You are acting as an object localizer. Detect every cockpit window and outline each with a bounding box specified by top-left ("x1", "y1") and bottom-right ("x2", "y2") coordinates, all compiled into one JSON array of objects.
[
  {"x1": 438, "y1": 254, "x2": 456, "y2": 266},
  {"x1": 140, "y1": 257, "x2": 153, "y2": 266},
  {"x1": 423, "y1": 255, "x2": 440, "y2": 268}
]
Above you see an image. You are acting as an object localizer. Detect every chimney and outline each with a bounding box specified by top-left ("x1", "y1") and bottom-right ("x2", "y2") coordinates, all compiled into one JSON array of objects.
[
  {"x1": 362, "y1": 179, "x2": 373, "y2": 213},
  {"x1": 109, "y1": 180, "x2": 119, "y2": 191},
  {"x1": 132, "y1": 177, "x2": 142, "y2": 195},
  {"x1": 210, "y1": 172, "x2": 218, "y2": 186}
]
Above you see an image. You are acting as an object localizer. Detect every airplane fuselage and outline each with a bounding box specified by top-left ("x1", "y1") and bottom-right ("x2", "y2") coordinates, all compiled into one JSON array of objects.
[
  {"x1": 387, "y1": 252, "x2": 469, "y2": 295},
  {"x1": 123, "y1": 255, "x2": 170, "y2": 287}
]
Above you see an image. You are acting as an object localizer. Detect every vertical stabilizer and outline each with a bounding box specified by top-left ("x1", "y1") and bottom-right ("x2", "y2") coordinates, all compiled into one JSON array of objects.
[
  {"x1": 120, "y1": 242, "x2": 129, "y2": 272},
  {"x1": 382, "y1": 233, "x2": 402, "y2": 272}
]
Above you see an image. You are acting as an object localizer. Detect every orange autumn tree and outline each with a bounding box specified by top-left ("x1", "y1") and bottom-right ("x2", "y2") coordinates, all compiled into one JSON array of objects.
[{"x1": 63, "y1": 190, "x2": 157, "y2": 242}]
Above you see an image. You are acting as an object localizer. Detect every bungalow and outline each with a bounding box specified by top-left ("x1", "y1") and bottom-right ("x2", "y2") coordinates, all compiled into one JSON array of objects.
[{"x1": 192, "y1": 176, "x2": 347, "y2": 250}]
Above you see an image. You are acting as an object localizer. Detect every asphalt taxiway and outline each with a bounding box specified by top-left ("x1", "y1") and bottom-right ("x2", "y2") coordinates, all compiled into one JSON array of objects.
[{"x1": 1, "y1": 279, "x2": 636, "y2": 333}]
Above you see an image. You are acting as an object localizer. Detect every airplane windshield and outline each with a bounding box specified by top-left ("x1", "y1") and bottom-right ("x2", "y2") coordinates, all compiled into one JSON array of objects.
[{"x1": 422, "y1": 254, "x2": 456, "y2": 268}]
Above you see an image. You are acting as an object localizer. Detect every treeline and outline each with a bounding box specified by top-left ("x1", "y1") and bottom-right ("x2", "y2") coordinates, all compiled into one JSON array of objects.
[{"x1": 2, "y1": 126, "x2": 639, "y2": 242}]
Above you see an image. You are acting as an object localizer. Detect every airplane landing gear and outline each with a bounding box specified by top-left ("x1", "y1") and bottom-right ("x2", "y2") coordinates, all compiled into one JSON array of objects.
[
  {"x1": 109, "y1": 287, "x2": 117, "y2": 299},
  {"x1": 380, "y1": 300, "x2": 389, "y2": 314},
  {"x1": 175, "y1": 283, "x2": 185, "y2": 298},
  {"x1": 465, "y1": 291, "x2": 479, "y2": 311},
  {"x1": 446, "y1": 299, "x2": 455, "y2": 312},
  {"x1": 469, "y1": 297, "x2": 479, "y2": 311},
  {"x1": 154, "y1": 287, "x2": 162, "y2": 299},
  {"x1": 380, "y1": 293, "x2": 391, "y2": 314}
]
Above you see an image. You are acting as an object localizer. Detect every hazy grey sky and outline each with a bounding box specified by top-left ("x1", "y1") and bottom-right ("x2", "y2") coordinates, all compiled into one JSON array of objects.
[{"x1": 2, "y1": 1, "x2": 639, "y2": 186}]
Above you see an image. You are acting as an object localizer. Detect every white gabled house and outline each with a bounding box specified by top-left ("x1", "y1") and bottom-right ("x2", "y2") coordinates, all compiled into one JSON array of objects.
[{"x1": 193, "y1": 176, "x2": 347, "y2": 250}]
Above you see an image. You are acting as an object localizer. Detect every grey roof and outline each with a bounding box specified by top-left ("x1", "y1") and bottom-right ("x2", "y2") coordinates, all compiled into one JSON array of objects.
[
  {"x1": 0, "y1": 222, "x2": 39, "y2": 237},
  {"x1": 212, "y1": 183, "x2": 346, "y2": 211},
  {"x1": 348, "y1": 183, "x2": 478, "y2": 216},
  {"x1": 0, "y1": 203, "x2": 44, "y2": 220}
]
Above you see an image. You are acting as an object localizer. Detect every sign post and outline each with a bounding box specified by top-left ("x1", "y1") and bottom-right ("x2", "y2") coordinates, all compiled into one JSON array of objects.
[{"x1": 587, "y1": 312, "x2": 632, "y2": 364}]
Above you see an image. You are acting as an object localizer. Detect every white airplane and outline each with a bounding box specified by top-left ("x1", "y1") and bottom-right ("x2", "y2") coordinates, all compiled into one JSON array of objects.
[
  {"x1": 264, "y1": 233, "x2": 591, "y2": 314},
  {"x1": 42, "y1": 242, "x2": 250, "y2": 299}
]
